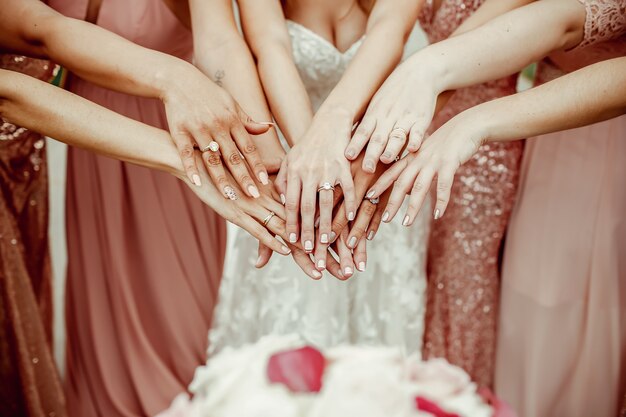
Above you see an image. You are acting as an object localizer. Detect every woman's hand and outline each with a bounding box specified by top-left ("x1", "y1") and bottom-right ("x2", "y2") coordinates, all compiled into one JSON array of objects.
[
  {"x1": 366, "y1": 110, "x2": 487, "y2": 225},
  {"x1": 277, "y1": 109, "x2": 357, "y2": 255},
  {"x1": 162, "y1": 65, "x2": 273, "y2": 198},
  {"x1": 345, "y1": 53, "x2": 445, "y2": 172}
]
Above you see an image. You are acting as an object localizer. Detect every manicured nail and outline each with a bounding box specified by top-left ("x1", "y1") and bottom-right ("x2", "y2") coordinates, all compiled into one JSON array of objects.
[
  {"x1": 192, "y1": 174, "x2": 201, "y2": 187},
  {"x1": 304, "y1": 240, "x2": 313, "y2": 251},
  {"x1": 337, "y1": 268, "x2": 344, "y2": 278},
  {"x1": 346, "y1": 149, "x2": 355, "y2": 158},
  {"x1": 224, "y1": 186, "x2": 237, "y2": 200},
  {"x1": 364, "y1": 160, "x2": 374, "y2": 172},
  {"x1": 330, "y1": 231, "x2": 337, "y2": 241},
  {"x1": 280, "y1": 194, "x2": 286, "y2": 205},
  {"x1": 382, "y1": 211, "x2": 390, "y2": 222},
  {"x1": 320, "y1": 233, "x2": 329, "y2": 244},
  {"x1": 289, "y1": 233, "x2": 297, "y2": 243},
  {"x1": 382, "y1": 152, "x2": 392, "y2": 160},
  {"x1": 367, "y1": 230, "x2": 375, "y2": 240},
  {"x1": 255, "y1": 255, "x2": 263, "y2": 267},
  {"x1": 258, "y1": 121, "x2": 275, "y2": 126},
  {"x1": 358, "y1": 262, "x2": 366, "y2": 272},
  {"x1": 248, "y1": 185, "x2": 260, "y2": 198},
  {"x1": 259, "y1": 171, "x2": 269, "y2": 185},
  {"x1": 344, "y1": 266, "x2": 353, "y2": 276},
  {"x1": 403, "y1": 215, "x2": 410, "y2": 226},
  {"x1": 281, "y1": 245, "x2": 291, "y2": 254},
  {"x1": 348, "y1": 211, "x2": 355, "y2": 221},
  {"x1": 317, "y1": 259, "x2": 326, "y2": 270},
  {"x1": 312, "y1": 269, "x2": 322, "y2": 279},
  {"x1": 348, "y1": 236, "x2": 357, "y2": 248},
  {"x1": 366, "y1": 190, "x2": 375, "y2": 199},
  {"x1": 434, "y1": 208, "x2": 441, "y2": 220}
]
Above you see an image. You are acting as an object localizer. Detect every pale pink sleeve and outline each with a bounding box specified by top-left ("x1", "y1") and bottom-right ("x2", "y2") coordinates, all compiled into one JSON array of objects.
[{"x1": 575, "y1": 0, "x2": 626, "y2": 48}]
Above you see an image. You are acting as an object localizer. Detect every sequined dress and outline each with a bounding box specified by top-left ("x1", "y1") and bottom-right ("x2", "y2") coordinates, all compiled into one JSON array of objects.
[
  {"x1": 208, "y1": 21, "x2": 431, "y2": 355},
  {"x1": 417, "y1": 0, "x2": 524, "y2": 389},
  {"x1": 495, "y1": 2, "x2": 626, "y2": 416},
  {"x1": 0, "y1": 55, "x2": 66, "y2": 417}
]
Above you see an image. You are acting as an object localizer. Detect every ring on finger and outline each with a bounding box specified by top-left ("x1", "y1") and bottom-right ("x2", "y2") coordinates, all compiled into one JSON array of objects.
[
  {"x1": 201, "y1": 141, "x2": 220, "y2": 153},
  {"x1": 366, "y1": 196, "x2": 380, "y2": 205},
  {"x1": 390, "y1": 127, "x2": 408, "y2": 139},
  {"x1": 262, "y1": 211, "x2": 276, "y2": 226},
  {"x1": 317, "y1": 182, "x2": 335, "y2": 193}
]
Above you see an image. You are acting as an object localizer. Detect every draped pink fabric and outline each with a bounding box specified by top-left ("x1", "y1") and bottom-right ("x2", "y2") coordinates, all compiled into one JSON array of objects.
[{"x1": 47, "y1": 0, "x2": 226, "y2": 415}]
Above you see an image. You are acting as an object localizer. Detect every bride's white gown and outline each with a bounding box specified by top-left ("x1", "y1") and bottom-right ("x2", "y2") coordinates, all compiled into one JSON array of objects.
[{"x1": 209, "y1": 21, "x2": 430, "y2": 355}]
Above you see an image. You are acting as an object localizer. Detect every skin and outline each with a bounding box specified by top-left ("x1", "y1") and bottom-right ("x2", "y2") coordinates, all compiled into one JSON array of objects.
[
  {"x1": 0, "y1": 0, "x2": 272, "y2": 198},
  {"x1": 368, "y1": 56, "x2": 626, "y2": 220}
]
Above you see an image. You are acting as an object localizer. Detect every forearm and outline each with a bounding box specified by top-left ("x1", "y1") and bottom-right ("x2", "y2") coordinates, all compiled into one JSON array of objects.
[
  {"x1": 471, "y1": 57, "x2": 626, "y2": 142},
  {"x1": 419, "y1": 0, "x2": 586, "y2": 94},
  {"x1": 0, "y1": 70, "x2": 182, "y2": 175}
]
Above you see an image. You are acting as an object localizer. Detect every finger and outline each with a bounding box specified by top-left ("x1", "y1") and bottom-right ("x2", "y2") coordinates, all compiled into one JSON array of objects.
[
  {"x1": 366, "y1": 191, "x2": 388, "y2": 241},
  {"x1": 432, "y1": 166, "x2": 456, "y2": 221},
  {"x1": 408, "y1": 122, "x2": 427, "y2": 152},
  {"x1": 231, "y1": 123, "x2": 269, "y2": 186},
  {"x1": 219, "y1": 137, "x2": 260, "y2": 198},
  {"x1": 362, "y1": 119, "x2": 395, "y2": 173},
  {"x1": 381, "y1": 117, "x2": 413, "y2": 164},
  {"x1": 353, "y1": 238, "x2": 367, "y2": 272},
  {"x1": 383, "y1": 159, "x2": 424, "y2": 223},
  {"x1": 335, "y1": 230, "x2": 355, "y2": 280},
  {"x1": 366, "y1": 154, "x2": 412, "y2": 199},
  {"x1": 345, "y1": 118, "x2": 376, "y2": 160},
  {"x1": 339, "y1": 171, "x2": 356, "y2": 223},
  {"x1": 255, "y1": 243, "x2": 274, "y2": 268},
  {"x1": 171, "y1": 130, "x2": 201, "y2": 186},
  {"x1": 313, "y1": 229, "x2": 328, "y2": 271},
  {"x1": 275, "y1": 159, "x2": 288, "y2": 204},
  {"x1": 285, "y1": 171, "x2": 301, "y2": 244},
  {"x1": 202, "y1": 149, "x2": 238, "y2": 200},
  {"x1": 289, "y1": 245, "x2": 323, "y2": 280},
  {"x1": 406, "y1": 94, "x2": 440, "y2": 152},
  {"x1": 325, "y1": 248, "x2": 342, "y2": 279},
  {"x1": 240, "y1": 215, "x2": 291, "y2": 256},
  {"x1": 237, "y1": 106, "x2": 273, "y2": 135},
  {"x1": 347, "y1": 200, "x2": 376, "y2": 249},
  {"x1": 300, "y1": 181, "x2": 317, "y2": 253},
  {"x1": 403, "y1": 168, "x2": 436, "y2": 226},
  {"x1": 330, "y1": 202, "x2": 349, "y2": 244}
]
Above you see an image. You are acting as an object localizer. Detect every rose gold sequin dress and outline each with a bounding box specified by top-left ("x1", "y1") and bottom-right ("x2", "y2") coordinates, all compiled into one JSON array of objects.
[
  {"x1": 418, "y1": 0, "x2": 524, "y2": 388},
  {"x1": 0, "y1": 55, "x2": 66, "y2": 417},
  {"x1": 495, "y1": 2, "x2": 626, "y2": 416}
]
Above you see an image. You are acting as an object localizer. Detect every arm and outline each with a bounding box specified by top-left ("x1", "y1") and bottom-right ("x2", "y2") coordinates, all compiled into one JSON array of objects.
[
  {"x1": 238, "y1": 0, "x2": 313, "y2": 146},
  {"x1": 1, "y1": 0, "x2": 270, "y2": 195},
  {"x1": 189, "y1": 0, "x2": 287, "y2": 173}
]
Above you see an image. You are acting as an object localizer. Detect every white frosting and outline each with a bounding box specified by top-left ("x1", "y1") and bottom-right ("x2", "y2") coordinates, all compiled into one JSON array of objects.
[{"x1": 157, "y1": 336, "x2": 493, "y2": 417}]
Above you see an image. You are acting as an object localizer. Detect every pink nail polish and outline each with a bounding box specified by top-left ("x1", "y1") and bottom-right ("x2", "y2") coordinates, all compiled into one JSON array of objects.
[
  {"x1": 280, "y1": 194, "x2": 286, "y2": 205},
  {"x1": 312, "y1": 269, "x2": 322, "y2": 279},
  {"x1": 434, "y1": 208, "x2": 441, "y2": 220},
  {"x1": 403, "y1": 215, "x2": 410, "y2": 226},
  {"x1": 192, "y1": 174, "x2": 201, "y2": 187},
  {"x1": 358, "y1": 262, "x2": 366, "y2": 271},
  {"x1": 259, "y1": 172, "x2": 269, "y2": 185},
  {"x1": 248, "y1": 185, "x2": 260, "y2": 198}
]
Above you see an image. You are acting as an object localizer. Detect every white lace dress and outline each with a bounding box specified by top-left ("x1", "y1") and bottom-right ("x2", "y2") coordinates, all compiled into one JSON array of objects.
[{"x1": 208, "y1": 21, "x2": 430, "y2": 356}]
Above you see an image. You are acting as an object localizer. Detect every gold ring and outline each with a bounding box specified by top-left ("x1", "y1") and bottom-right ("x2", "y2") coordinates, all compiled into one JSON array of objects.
[{"x1": 262, "y1": 211, "x2": 276, "y2": 226}]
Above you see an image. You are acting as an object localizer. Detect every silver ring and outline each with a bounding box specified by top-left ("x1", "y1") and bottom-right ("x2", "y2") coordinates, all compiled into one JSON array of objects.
[
  {"x1": 201, "y1": 141, "x2": 220, "y2": 153},
  {"x1": 262, "y1": 211, "x2": 276, "y2": 226},
  {"x1": 390, "y1": 127, "x2": 408, "y2": 139},
  {"x1": 317, "y1": 182, "x2": 335, "y2": 192},
  {"x1": 394, "y1": 156, "x2": 400, "y2": 162},
  {"x1": 367, "y1": 197, "x2": 380, "y2": 205}
]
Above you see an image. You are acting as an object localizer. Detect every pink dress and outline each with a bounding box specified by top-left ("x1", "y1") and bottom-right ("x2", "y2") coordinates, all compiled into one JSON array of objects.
[
  {"x1": 47, "y1": 1, "x2": 226, "y2": 416},
  {"x1": 418, "y1": 0, "x2": 524, "y2": 388},
  {"x1": 495, "y1": 2, "x2": 626, "y2": 416}
]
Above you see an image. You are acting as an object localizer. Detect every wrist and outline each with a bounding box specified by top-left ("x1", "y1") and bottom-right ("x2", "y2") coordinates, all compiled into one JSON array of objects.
[
  {"x1": 413, "y1": 47, "x2": 452, "y2": 94},
  {"x1": 154, "y1": 59, "x2": 199, "y2": 103}
]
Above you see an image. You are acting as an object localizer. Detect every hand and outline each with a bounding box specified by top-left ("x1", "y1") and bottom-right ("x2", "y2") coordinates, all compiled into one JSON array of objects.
[
  {"x1": 276, "y1": 109, "x2": 357, "y2": 255},
  {"x1": 162, "y1": 65, "x2": 273, "y2": 198},
  {"x1": 366, "y1": 110, "x2": 486, "y2": 225},
  {"x1": 344, "y1": 53, "x2": 444, "y2": 172}
]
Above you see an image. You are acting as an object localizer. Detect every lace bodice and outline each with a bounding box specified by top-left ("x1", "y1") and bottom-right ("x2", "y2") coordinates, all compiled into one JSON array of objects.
[
  {"x1": 576, "y1": 0, "x2": 626, "y2": 48},
  {"x1": 286, "y1": 21, "x2": 364, "y2": 110}
]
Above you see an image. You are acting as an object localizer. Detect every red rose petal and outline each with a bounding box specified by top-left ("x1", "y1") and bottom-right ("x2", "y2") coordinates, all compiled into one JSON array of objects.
[
  {"x1": 478, "y1": 387, "x2": 518, "y2": 417},
  {"x1": 415, "y1": 396, "x2": 461, "y2": 417},
  {"x1": 267, "y1": 346, "x2": 326, "y2": 393}
]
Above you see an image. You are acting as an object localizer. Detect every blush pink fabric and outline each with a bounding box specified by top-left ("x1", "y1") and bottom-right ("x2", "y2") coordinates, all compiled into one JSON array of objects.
[
  {"x1": 47, "y1": 0, "x2": 226, "y2": 416},
  {"x1": 495, "y1": 1, "x2": 626, "y2": 416}
]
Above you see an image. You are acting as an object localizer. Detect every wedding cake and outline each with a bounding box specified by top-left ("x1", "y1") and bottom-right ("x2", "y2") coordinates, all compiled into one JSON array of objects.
[{"x1": 156, "y1": 335, "x2": 513, "y2": 417}]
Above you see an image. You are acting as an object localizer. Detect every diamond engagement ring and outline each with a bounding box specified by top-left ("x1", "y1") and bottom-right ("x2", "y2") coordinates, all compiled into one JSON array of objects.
[
  {"x1": 367, "y1": 197, "x2": 380, "y2": 205},
  {"x1": 317, "y1": 182, "x2": 335, "y2": 192},
  {"x1": 262, "y1": 211, "x2": 276, "y2": 226},
  {"x1": 201, "y1": 141, "x2": 220, "y2": 153}
]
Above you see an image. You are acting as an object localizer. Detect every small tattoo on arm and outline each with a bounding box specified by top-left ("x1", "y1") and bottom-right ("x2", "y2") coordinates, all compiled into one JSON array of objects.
[{"x1": 214, "y1": 70, "x2": 225, "y2": 87}]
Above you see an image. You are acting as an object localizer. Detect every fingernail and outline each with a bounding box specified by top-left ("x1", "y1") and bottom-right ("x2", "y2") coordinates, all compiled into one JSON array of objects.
[
  {"x1": 192, "y1": 174, "x2": 201, "y2": 187},
  {"x1": 346, "y1": 149, "x2": 355, "y2": 158},
  {"x1": 304, "y1": 240, "x2": 313, "y2": 251},
  {"x1": 258, "y1": 121, "x2": 275, "y2": 126},
  {"x1": 434, "y1": 208, "x2": 441, "y2": 220},
  {"x1": 289, "y1": 233, "x2": 297, "y2": 243},
  {"x1": 312, "y1": 269, "x2": 322, "y2": 279},
  {"x1": 358, "y1": 261, "x2": 366, "y2": 271},
  {"x1": 317, "y1": 259, "x2": 326, "y2": 270},
  {"x1": 338, "y1": 268, "x2": 344, "y2": 277},
  {"x1": 281, "y1": 245, "x2": 291, "y2": 254},
  {"x1": 320, "y1": 233, "x2": 329, "y2": 244},
  {"x1": 348, "y1": 236, "x2": 357, "y2": 248},
  {"x1": 255, "y1": 255, "x2": 263, "y2": 267},
  {"x1": 224, "y1": 186, "x2": 238, "y2": 200},
  {"x1": 382, "y1": 211, "x2": 390, "y2": 222},
  {"x1": 403, "y1": 215, "x2": 410, "y2": 226},
  {"x1": 348, "y1": 211, "x2": 355, "y2": 221},
  {"x1": 330, "y1": 231, "x2": 337, "y2": 241},
  {"x1": 280, "y1": 194, "x2": 286, "y2": 205},
  {"x1": 248, "y1": 185, "x2": 260, "y2": 198},
  {"x1": 366, "y1": 190, "x2": 375, "y2": 199},
  {"x1": 383, "y1": 152, "x2": 392, "y2": 160},
  {"x1": 364, "y1": 161, "x2": 374, "y2": 172},
  {"x1": 367, "y1": 230, "x2": 375, "y2": 240},
  {"x1": 344, "y1": 266, "x2": 353, "y2": 276},
  {"x1": 259, "y1": 172, "x2": 269, "y2": 185}
]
